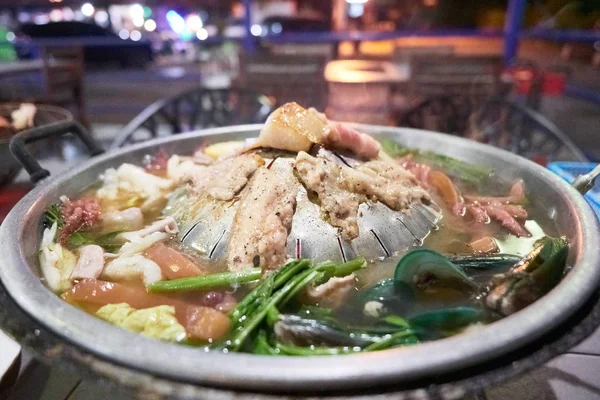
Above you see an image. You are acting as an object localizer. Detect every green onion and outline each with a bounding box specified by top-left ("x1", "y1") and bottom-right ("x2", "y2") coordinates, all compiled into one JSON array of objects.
[
  {"x1": 362, "y1": 330, "x2": 417, "y2": 352},
  {"x1": 380, "y1": 139, "x2": 490, "y2": 185},
  {"x1": 148, "y1": 268, "x2": 261, "y2": 293}
]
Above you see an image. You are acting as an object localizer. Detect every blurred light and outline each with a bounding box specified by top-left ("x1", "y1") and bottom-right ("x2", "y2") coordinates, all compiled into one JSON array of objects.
[
  {"x1": 186, "y1": 14, "x2": 202, "y2": 32},
  {"x1": 143, "y1": 6, "x2": 152, "y2": 18},
  {"x1": 250, "y1": 24, "x2": 262, "y2": 37},
  {"x1": 199, "y1": 11, "x2": 208, "y2": 21},
  {"x1": 348, "y1": 3, "x2": 364, "y2": 17},
  {"x1": 346, "y1": 0, "x2": 368, "y2": 3},
  {"x1": 130, "y1": 30, "x2": 142, "y2": 41},
  {"x1": 49, "y1": 9, "x2": 63, "y2": 22},
  {"x1": 166, "y1": 10, "x2": 185, "y2": 34},
  {"x1": 196, "y1": 28, "x2": 208, "y2": 40},
  {"x1": 95, "y1": 10, "x2": 109, "y2": 26},
  {"x1": 34, "y1": 14, "x2": 50, "y2": 24},
  {"x1": 6, "y1": 32, "x2": 15, "y2": 42},
  {"x1": 205, "y1": 25, "x2": 218, "y2": 36},
  {"x1": 81, "y1": 3, "x2": 94, "y2": 17},
  {"x1": 74, "y1": 10, "x2": 84, "y2": 21},
  {"x1": 180, "y1": 30, "x2": 194, "y2": 41},
  {"x1": 62, "y1": 7, "x2": 74, "y2": 21},
  {"x1": 144, "y1": 19, "x2": 156, "y2": 32},
  {"x1": 130, "y1": 4, "x2": 144, "y2": 18},
  {"x1": 271, "y1": 22, "x2": 282, "y2": 34},
  {"x1": 423, "y1": 0, "x2": 437, "y2": 6},
  {"x1": 119, "y1": 28, "x2": 130, "y2": 39},
  {"x1": 18, "y1": 12, "x2": 31, "y2": 23},
  {"x1": 50, "y1": 0, "x2": 63, "y2": 3},
  {"x1": 132, "y1": 16, "x2": 144, "y2": 27}
]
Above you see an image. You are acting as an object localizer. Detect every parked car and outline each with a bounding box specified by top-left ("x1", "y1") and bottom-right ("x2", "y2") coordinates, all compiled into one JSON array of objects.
[{"x1": 16, "y1": 21, "x2": 153, "y2": 68}]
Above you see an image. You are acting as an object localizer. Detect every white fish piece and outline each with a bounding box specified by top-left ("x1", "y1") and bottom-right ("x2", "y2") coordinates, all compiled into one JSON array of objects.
[
  {"x1": 71, "y1": 245, "x2": 105, "y2": 281},
  {"x1": 102, "y1": 207, "x2": 144, "y2": 232},
  {"x1": 102, "y1": 254, "x2": 163, "y2": 286}
]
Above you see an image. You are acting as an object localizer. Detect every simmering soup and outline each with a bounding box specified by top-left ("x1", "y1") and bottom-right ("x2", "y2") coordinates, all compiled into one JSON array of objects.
[{"x1": 39, "y1": 103, "x2": 568, "y2": 354}]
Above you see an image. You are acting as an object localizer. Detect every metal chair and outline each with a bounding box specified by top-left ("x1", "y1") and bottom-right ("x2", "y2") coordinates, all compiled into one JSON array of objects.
[
  {"x1": 399, "y1": 96, "x2": 587, "y2": 163},
  {"x1": 398, "y1": 95, "x2": 464, "y2": 135},
  {"x1": 466, "y1": 97, "x2": 588, "y2": 163},
  {"x1": 110, "y1": 87, "x2": 274, "y2": 149}
]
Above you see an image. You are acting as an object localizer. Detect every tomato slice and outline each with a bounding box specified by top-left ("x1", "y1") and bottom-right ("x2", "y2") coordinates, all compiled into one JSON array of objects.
[{"x1": 144, "y1": 242, "x2": 205, "y2": 279}]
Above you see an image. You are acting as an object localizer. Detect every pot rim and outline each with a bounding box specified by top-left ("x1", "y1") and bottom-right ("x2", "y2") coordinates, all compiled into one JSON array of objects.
[{"x1": 1, "y1": 124, "x2": 599, "y2": 393}]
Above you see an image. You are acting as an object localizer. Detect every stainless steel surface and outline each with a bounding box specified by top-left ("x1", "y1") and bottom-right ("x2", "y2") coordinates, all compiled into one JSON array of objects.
[
  {"x1": 573, "y1": 164, "x2": 600, "y2": 195},
  {"x1": 0, "y1": 124, "x2": 599, "y2": 394},
  {"x1": 169, "y1": 153, "x2": 441, "y2": 264}
]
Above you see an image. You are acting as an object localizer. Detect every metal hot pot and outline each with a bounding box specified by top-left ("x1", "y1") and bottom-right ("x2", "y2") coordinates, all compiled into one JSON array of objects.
[{"x1": 1, "y1": 122, "x2": 599, "y2": 399}]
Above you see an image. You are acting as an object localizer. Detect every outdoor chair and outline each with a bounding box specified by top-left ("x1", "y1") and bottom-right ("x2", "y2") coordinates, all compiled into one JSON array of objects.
[
  {"x1": 399, "y1": 96, "x2": 587, "y2": 164},
  {"x1": 110, "y1": 87, "x2": 274, "y2": 149},
  {"x1": 466, "y1": 97, "x2": 588, "y2": 163}
]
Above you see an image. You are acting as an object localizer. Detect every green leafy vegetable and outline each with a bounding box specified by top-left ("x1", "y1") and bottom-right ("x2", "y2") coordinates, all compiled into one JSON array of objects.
[
  {"x1": 68, "y1": 231, "x2": 123, "y2": 253},
  {"x1": 44, "y1": 203, "x2": 64, "y2": 229},
  {"x1": 226, "y1": 258, "x2": 366, "y2": 352},
  {"x1": 380, "y1": 139, "x2": 491, "y2": 185}
]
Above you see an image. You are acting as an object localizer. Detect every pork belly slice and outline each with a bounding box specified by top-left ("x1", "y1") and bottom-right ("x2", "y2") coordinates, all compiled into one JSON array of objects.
[
  {"x1": 255, "y1": 102, "x2": 380, "y2": 159},
  {"x1": 227, "y1": 161, "x2": 298, "y2": 272},
  {"x1": 188, "y1": 153, "x2": 264, "y2": 201}
]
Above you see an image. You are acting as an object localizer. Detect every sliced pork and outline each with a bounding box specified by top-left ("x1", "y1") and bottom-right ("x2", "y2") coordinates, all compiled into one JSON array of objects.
[
  {"x1": 309, "y1": 109, "x2": 380, "y2": 159},
  {"x1": 351, "y1": 160, "x2": 429, "y2": 210},
  {"x1": 188, "y1": 153, "x2": 264, "y2": 201},
  {"x1": 227, "y1": 161, "x2": 298, "y2": 272},
  {"x1": 294, "y1": 151, "x2": 429, "y2": 240},
  {"x1": 295, "y1": 152, "x2": 365, "y2": 240}
]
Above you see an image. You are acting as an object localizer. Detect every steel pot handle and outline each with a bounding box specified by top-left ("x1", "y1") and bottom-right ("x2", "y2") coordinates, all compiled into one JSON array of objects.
[
  {"x1": 572, "y1": 164, "x2": 600, "y2": 196},
  {"x1": 9, "y1": 121, "x2": 104, "y2": 184}
]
